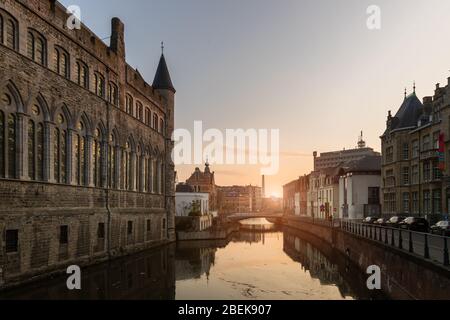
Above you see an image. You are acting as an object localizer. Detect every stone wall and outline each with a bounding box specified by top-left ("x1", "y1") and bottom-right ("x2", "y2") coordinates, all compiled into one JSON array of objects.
[{"x1": 284, "y1": 216, "x2": 450, "y2": 299}]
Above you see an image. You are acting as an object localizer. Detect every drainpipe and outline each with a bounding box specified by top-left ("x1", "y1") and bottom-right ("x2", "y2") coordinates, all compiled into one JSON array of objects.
[{"x1": 105, "y1": 68, "x2": 112, "y2": 259}]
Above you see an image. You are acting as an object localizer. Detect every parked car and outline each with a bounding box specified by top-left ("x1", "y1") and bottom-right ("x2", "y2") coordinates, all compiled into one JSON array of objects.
[
  {"x1": 363, "y1": 216, "x2": 378, "y2": 224},
  {"x1": 430, "y1": 221, "x2": 450, "y2": 236},
  {"x1": 373, "y1": 217, "x2": 388, "y2": 226},
  {"x1": 399, "y1": 217, "x2": 429, "y2": 232},
  {"x1": 385, "y1": 216, "x2": 406, "y2": 228}
]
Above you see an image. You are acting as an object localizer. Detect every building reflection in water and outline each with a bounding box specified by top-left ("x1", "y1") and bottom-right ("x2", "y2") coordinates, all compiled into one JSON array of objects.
[{"x1": 0, "y1": 245, "x2": 177, "y2": 300}]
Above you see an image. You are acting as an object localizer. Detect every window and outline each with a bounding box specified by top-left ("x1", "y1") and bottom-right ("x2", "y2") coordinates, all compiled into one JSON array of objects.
[
  {"x1": 108, "y1": 133, "x2": 117, "y2": 189},
  {"x1": 162, "y1": 218, "x2": 166, "y2": 230},
  {"x1": 402, "y1": 167, "x2": 410, "y2": 185},
  {"x1": 54, "y1": 113, "x2": 68, "y2": 184},
  {"x1": 153, "y1": 114, "x2": 158, "y2": 131},
  {"x1": 402, "y1": 143, "x2": 409, "y2": 160},
  {"x1": 145, "y1": 108, "x2": 151, "y2": 125},
  {"x1": 122, "y1": 140, "x2": 134, "y2": 190},
  {"x1": 159, "y1": 118, "x2": 164, "y2": 134},
  {"x1": 433, "y1": 131, "x2": 440, "y2": 149},
  {"x1": 432, "y1": 161, "x2": 442, "y2": 180},
  {"x1": 5, "y1": 229, "x2": 18, "y2": 253},
  {"x1": 28, "y1": 104, "x2": 45, "y2": 181},
  {"x1": 27, "y1": 30, "x2": 46, "y2": 65},
  {"x1": 74, "y1": 121, "x2": 87, "y2": 186},
  {"x1": 368, "y1": 187, "x2": 380, "y2": 205},
  {"x1": 95, "y1": 73, "x2": 105, "y2": 98},
  {"x1": 126, "y1": 95, "x2": 133, "y2": 115},
  {"x1": 136, "y1": 101, "x2": 143, "y2": 121},
  {"x1": 402, "y1": 192, "x2": 410, "y2": 213},
  {"x1": 412, "y1": 140, "x2": 419, "y2": 158},
  {"x1": 7, "y1": 113, "x2": 15, "y2": 178},
  {"x1": 97, "y1": 223, "x2": 105, "y2": 239},
  {"x1": 423, "y1": 135, "x2": 430, "y2": 151},
  {"x1": 423, "y1": 190, "x2": 431, "y2": 214},
  {"x1": 0, "y1": 110, "x2": 3, "y2": 178},
  {"x1": 411, "y1": 165, "x2": 419, "y2": 184},
  {"x1": 146, "y1": 220, "x2": 151, "y2": 232},
  {"x1": 54, "y1": 47, "x2": 70, "y2": 78},
  {"x1": 433, "y1": 189, "x2": 441, "y2": 214},
  {"x1": 77, "y1": 61, "x2": 89, "y2": 89},
  {"x1": 127, "y1": 221, "x2": 133, "y2": 235},
  {"x1": 412, "y1": 192, "x2": 419, "y2": 214},
  {"x1": 385, "y1": 169, "x2": 395, "y2": 187},
  {"x1": 108, "y1": 82, "x2": 118, "y2": 106},
  {"x1": 93, "y1": 128, "x2": 103, "y2": 187},
  {"x1": 59, "y1": 225, "x2": 68, "y2": 244},
  {"x1": 423, "y1": 161, "x2": 431, "y2": 182},
  {"x1": 383, "y1": 193, "x2": 396, "y2": 214},
  {"x1": 153, "y1": 159, "x2": 158, "y2": 193},
  {"x1": 0, "y1": 14, "x2": 3, "y2": 44},
  {"x1": 385, "y1": 146, "x2": 393, "y2": 163},
  {"x1": 146, "y1": 154, "x2": 153, "y2": 193},
  {"x1": 5, "y1": 18, "x2": 17, "y2": 50}
]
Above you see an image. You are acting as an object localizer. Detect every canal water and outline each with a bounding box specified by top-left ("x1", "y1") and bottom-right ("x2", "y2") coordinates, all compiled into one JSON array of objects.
[{"x1": 0, "y1": 218, "x2": 385, "y2": 300}]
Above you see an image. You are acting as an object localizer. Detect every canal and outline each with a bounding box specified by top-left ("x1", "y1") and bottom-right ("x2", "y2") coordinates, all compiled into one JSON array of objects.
[{"x1": 0, "y1": 218, "x2": 385, "y2": 300}]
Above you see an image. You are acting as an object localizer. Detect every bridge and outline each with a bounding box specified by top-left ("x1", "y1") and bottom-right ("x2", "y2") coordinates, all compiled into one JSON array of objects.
[{"x1": 227, "y1": 212, "x2": 283, "y2": 222}]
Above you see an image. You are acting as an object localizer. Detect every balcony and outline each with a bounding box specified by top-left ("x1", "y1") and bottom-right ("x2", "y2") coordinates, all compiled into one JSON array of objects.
[{"x1": 420, "y1": 149, "x2": 439, "y2": 160}]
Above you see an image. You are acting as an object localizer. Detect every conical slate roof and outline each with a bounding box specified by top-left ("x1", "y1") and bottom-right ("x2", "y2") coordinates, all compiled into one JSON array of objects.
[
  {"x1": 391, "y1": 93, "x2": 423, "y2": 130},
  {"x1": 152, "y1": 54, "x2": 175, "y2": 93}
]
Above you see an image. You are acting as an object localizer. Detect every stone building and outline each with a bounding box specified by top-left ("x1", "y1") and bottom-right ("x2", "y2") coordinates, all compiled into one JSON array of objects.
[
  {"x1": 313, "y1": 133, "x2": 380, "y2": 171},
  {"x1": 216, "y1": 185, "x2": 262, "y2": 214},
  {"x1": 185, "y1": 162, "x2": 217, "y2": 211},
  {"x1": 283, "y1": 174, "x2": 308, "y2": 216},
  {"x1": 381, "y1": 83, "x2": 450, "y2": 223},
  {"x1": 0, "y1": 0, "x2": 176, "y2": 288}
]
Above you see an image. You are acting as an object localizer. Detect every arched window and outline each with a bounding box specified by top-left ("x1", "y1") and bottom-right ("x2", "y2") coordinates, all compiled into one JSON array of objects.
[
  {"x1": 0, "y1": 110, "x2": 4, "y2": 178},
  {"x1": 93, "y1": 128, "x2": 103, "y2": 187},
  {"x1": 27, "y1": 104, "x2": 45, "y2": 181},
  {"x1": 160, "y1": 161, "x2": 164, "y2": 194},
  {"x1": 136, "y1": 146, "x2": 142, "y2": 191},
  {"x1": 145, "y1": 150, "x2": 152, "y2": 193},
  {"x1": 7, "y1": 113, "x2": 15, "y2": 178},
  {"x1": 0, "y1": 15, "x2": 3, "y2": 44},
  {"x1": 6, "y1": 18, "x2": 17, "y2": 50},
  {"x1": 136, "y1": 101, "x2": 143, "y2": 121},
  {"x1": 152, "y1": 158, "x2": 158, "y2": 193},
  {"x1": 153, "y1": 114, "x2": 158, "y2": 131},
  {"x1": 159, "y1": 118, "x2": 164, "y2": 134},
  {"x1": 27, "y1": 29, "x2": 46, "y2": 65},
  {"x1": 1, "y1": 91, "x2": 17, "y2": 179},
  {"x1": 145, "y1": 108, "x2": 151, "y2": 126},
  {"x1": 126, "y1": 94, "x2": 133, "y2": 115},
  {"x1": 108, "y1": 133, "x2": 117, "y2": 189},
  {"x1": 54, "y1": 46, "x2": 70, "y2": 78},
  {"x1": 77, "y1": 61, "x2": 89, "y2": 89},
  {"x1": 74, "y1": 121, "x2": 87, "y2": 186},
  {"x1": 122, "y1": 140, "x2": 133, "y2": 190},
  {"x1": 95, "y1": 73, "x2": 105, "y2": 98},
  {"x1": 54, "y1": 113, "x2": 68, "y2": 183},
  {"x1": 108, "y1": 82, "x2": 118, "y2": 106}
]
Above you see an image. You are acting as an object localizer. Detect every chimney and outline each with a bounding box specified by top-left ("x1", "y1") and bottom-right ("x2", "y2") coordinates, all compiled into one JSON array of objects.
[
  {"x1": 262, "y1": 175, "x2": 266, "y2": 198},
  {"x1": 313, "y1": 151, "x2": 318, "y2": 171},
  {"x1": 110, "y1": 18, "x2": 125, "y2": 58}
]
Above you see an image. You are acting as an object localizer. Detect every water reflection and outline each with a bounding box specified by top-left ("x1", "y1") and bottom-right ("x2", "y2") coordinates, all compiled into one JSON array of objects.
[{"x1": 0, "y1": 220, "x2": 385, "y2": 300}]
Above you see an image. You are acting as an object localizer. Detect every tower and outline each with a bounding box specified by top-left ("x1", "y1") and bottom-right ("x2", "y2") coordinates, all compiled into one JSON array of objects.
[
  {"x1": 153, "y1": 44, "x2": 176, "y2": 241},
  {"x1": 357, "y1": 131, "x2": 366, "y2": 149}
]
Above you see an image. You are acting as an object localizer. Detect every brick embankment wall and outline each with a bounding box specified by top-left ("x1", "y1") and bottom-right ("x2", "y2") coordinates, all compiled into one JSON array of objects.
[{"x1": 284, "y1": 216, "x2": 450, "y2": 300}]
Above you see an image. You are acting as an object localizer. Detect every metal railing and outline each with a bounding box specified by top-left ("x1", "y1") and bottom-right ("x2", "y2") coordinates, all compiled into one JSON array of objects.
[{"x1": 340, "y1": 220, "x2": 450, "y2": 267}]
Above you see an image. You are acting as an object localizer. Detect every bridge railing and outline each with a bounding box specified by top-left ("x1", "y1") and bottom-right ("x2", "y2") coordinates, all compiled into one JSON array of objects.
[{"x1": 339, "y1": 220, "x2": 450, "y2": 267}]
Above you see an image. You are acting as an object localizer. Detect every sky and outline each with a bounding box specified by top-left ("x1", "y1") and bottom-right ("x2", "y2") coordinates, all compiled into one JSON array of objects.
[{"x1": 61, "y1": 0, "x2": 450, "y2": 197}]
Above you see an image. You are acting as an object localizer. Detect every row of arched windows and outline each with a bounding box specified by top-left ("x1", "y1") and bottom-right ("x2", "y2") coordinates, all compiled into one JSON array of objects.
[
  {"x1": 0, "y1": 87, "x2": 165, "y2": 195},
  {"x1": 0, "y1": 7, "x2": 165, "y2": 137},
  {"x1": 126, "y1": 94, "x2": 164, "y2": 134}
]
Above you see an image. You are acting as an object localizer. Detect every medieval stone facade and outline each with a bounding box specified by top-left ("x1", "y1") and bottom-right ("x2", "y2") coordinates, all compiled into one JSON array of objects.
[{"x1": 0, "y1": 0, "x2": 176, "y2": 288}]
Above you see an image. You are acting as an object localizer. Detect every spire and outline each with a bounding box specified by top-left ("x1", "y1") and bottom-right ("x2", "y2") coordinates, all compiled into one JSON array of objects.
[
  {"x1": 404, "y1": 88, "x2": 407, "y2": 99},
  {"x1": 413, "y1": 81, "x2": 416, "y2": 94},
  {"x1": 152, "y1": 43, "x2": 176, "y2": 93}
]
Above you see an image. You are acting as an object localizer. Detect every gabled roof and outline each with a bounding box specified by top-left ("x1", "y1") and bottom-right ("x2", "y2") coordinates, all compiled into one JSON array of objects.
[
  {"x1": 342, "y1": 155, "x2": 381, "y2": 173},
  {"x1": 152, "y1": 54, "x2": 176, "y2": 93}
]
